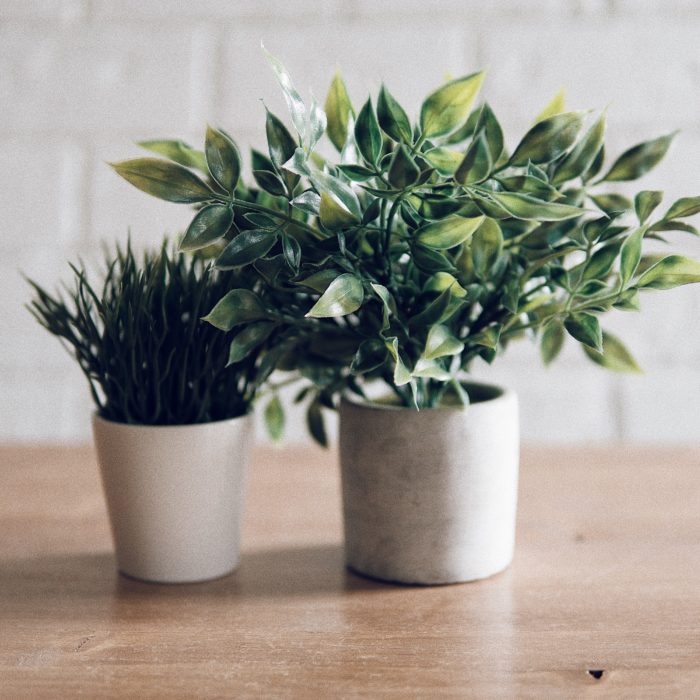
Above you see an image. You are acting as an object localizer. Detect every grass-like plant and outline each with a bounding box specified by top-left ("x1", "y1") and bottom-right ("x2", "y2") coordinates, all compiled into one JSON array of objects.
[
  {"x1": 111, "y1": 49, "x2": 700, "y2": 438},
  {"x1": 27, "y1": 241, "x2": 261, "y2": 425}
]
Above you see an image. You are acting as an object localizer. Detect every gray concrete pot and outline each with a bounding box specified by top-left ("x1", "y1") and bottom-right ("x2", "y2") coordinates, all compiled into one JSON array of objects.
[
  {"x1": 92, "y1": 413, "x2": 252, "y2": 584},
  {"x1": 339, "y1": 382, "x2": 519, "y2": 585}
]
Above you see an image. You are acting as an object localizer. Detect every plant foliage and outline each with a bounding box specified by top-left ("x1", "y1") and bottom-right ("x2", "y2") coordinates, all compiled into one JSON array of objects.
[
  {"x1": 27, "y1": 242, "x2": 263, "y2": 425},
  {"x1": 111, "y1": 50, "x2": 700, "y2": 438}
]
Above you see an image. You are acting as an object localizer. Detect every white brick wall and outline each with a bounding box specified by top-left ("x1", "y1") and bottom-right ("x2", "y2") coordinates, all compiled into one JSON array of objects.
[{"x1": 1, "y1": 0, "x2": 699, "y2": 444}]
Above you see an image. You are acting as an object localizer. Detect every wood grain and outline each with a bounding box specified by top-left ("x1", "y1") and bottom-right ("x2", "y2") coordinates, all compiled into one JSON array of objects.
[{"x1": 1, "y1": 444, "x2": 699, "y2": 698}]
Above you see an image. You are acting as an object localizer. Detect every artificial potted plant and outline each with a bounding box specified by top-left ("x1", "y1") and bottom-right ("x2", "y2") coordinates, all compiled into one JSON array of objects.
[
  {"x1": 27, "y1": 242, "x2": 267, "y2": 583},
  {"x1": 111, "y1": 50, "x2": 700, "y2": 584}
]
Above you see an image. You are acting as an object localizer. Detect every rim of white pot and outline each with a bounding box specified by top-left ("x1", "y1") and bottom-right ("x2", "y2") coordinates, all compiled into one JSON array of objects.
[
  {"x1": 92, "y1": 409, "x2": 252, "y2": 431},
  {"x1": 340, "y1": 380, "x2": 514, "y2": 413}
]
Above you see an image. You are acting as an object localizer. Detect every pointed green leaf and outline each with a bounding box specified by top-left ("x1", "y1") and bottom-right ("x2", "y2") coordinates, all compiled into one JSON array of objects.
[
  {"x1": 471, "y1": 217, "x2": 503, "y2": 275},
  {"x1": 475, "y1": 103, "x2": 504, "y2": 163},
  {"x1": 637, "y1": 255, "x2": 700, "y2": 289},
  {"x1": 564, "y1": 312, "x2": 602, "y2": 351},
  {"x1": 205, "y1": 125, "x2": 241, "y2": 191},
  {"x1": 409, "y1": 286, "x2": 454, "y2": 328},
  {"x1": 454, "y1": 131, "x2": 492, "y2": 184},
  {"x1": 308, "y1": 94, "x2": 327, "y2": 151},
  {"x1": 619, "y1": 226, "x2": 647, "y2": 287},
  {"x1": 424, "y1": 324, "x2": 464, "y2": 360},
  {"x1": 423, "y1": 272, "x2": 467, "y2": 297},
  {"x1": 351, "y1": 338, "x2": 388, "y2": 374},
  {"x1": 295, "y1": 268, "x2": 339, "y2": 293},
  {"x1": 583, "y1": 240, "x2": 622, "y2": 280},
  {"x1": 663, "y1": 196, "x2": 700, "y2": 220},
  {"x1": 634, "y1": 190, "x2": 664, "y2": 224},
  {"x1": 227, "y1": 322, "x2": 275, "y2": 365},
  {"x1": 203, "y1": 289, "x2": 268, "y2": 330},
  {"x1": 325, "y1": 70, "x2": 353, "y2": 151},
  {"x1": 306, "y1": 399, "x2": 328, "y2": 447},
  {"x1": 266, "y1": 110, "x2": 297, "y2": 173},
  {"x1": 420, "y1": 71, "x2": 485, "y2": 139},
  {"x1": 253, "y1": 169, "x2": 286, "y2": 196},
  {"x1": 216, "y1": 230, "x2": 278, "y2": 269},
  {"x1": 110, "y1": 158, "x2": 213, "y2": 203},
  {"x1": 319, "y1": 191, "x2": 358, "y2": 229},
  {"x1": 415, "y1": 215, "x2": 484, "y2": 249},
  {"x1": 488, "y1": 192, "x2": 585, "y2": 221},
  {"x1": 355, "y1": 97, "x2": 382, "y2": 165},
  {"x1": 180, "y1": 204, "x2": 233, "y2": 252},
  {"x1": 138, "y1": 139, "x2": 207, "y2": 172},
  {"x1": 552, "y1": 112, "x2": 606, "y2": 185},
  {"x1": 583, "y1": 331, "x2": 642, "y2": 373},
  {"x1": 263, "y1": 44, "x2": 306, "y2": 141},
  {"x1": 509, "y1": 112, "x2": 584, "y2": 166},
  {"x1": 424, "y1": 147, "x2": 463, "y2": 176},
  {"x1": 377, "y1": 84, "x2": 412, "y2": 143},
  {"x1": 411, "y1": 358, "x2": 451, "y2": 381},
  {"x1": 388, "y1": 144, "x2": 420, "y2": 189},
  {"x1": 601, "y1": 132, "x2": 676, "y2": 182},
  {"x1": 534, "y1": 87, "x2": 566, "y2": 123},
  {"x1": 386, "y1": 337, "x2": 412, "y2": 386},
  {"x1": 306, "y1": 273, "x2": 364, "y2": 317},
  {"x1": 264, "y1": 395, "x2": 285, "y2": 442},
  {"x1": 540, "y1": 320, "x2": 565, "y2": 365},
  {"x1": 590, "y1": 193, "x2": 632, "y2": 214},
  {"x1": 370, "y1": 283, "x2": 397, "y2": 331}
]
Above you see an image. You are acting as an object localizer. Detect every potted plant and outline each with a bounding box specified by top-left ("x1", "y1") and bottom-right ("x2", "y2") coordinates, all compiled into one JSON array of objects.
[
  {"x1": 27, "y1": 242, "x2": 268, "y2": 583},
  {"x1": 111, "y1": 50, "x2": 700, "y2": 584}
]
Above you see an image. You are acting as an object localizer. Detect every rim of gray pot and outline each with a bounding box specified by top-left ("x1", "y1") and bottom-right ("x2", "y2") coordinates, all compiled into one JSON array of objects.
[
  {"x1": 340, "y1": 380, "x2": 515, "y2": 413},
  {"x1": 92, "y1": 410, "x2": 253, "y2": 431}
]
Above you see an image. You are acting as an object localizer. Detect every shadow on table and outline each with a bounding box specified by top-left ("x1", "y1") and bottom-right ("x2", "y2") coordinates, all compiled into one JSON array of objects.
[{"x1": 0, "y1": 544, "x2": 394, "y2": 608}]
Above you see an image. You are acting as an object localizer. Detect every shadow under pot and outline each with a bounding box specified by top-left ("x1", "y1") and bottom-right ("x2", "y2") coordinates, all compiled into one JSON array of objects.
[
  {"x1": 339, "y1": 382, "x2": 519, "y2": 585},
  {"x1": 92, "y1": 413, "x2": 253, "y2": 584}
]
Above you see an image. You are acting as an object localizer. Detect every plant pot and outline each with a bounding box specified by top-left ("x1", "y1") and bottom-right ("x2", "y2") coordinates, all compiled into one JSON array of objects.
[
  {"x1": 338, "y1": 382, "x2": 519, "y2": 585},
  {"x1": 92, "y1": 412, "x2": 253, "y2": 584}
]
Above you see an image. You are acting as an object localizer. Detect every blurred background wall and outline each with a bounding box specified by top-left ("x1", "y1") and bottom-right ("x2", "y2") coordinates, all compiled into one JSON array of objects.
[{"x1": 1, "y1": 0, "x2": 699, "y2": 444}]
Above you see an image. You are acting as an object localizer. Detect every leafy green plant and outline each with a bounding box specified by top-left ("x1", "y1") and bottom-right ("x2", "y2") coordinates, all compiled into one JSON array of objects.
[
  {"x1": 111, "y1": 49, "x2": 700, "y2": 439},
  {"x1": 27, "y1": 241, "x2": 265, "y2": 425}
]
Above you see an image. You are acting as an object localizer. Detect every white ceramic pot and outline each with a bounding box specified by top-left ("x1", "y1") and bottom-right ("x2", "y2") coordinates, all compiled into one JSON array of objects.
[
  {"x1": 339, "y1": 382, "x2": 519, "y2": 585},
  {"x1": 92, "y1": 413, "x2": 253, "y2": 584}
]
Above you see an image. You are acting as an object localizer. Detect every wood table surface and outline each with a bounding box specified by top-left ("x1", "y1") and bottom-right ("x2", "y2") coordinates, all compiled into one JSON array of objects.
[{"x1": 1, "y1": 443, "x2": 699, "y2": 698}]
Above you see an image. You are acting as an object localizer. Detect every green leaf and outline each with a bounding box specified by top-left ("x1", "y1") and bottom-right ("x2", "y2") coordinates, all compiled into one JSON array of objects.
[
  {"x1": 664, "y1": 196, "x2": 700, "y2": 220},
  {"x1": 409, "y1": 286, "x2": 454, "y2": 328},
  {"x1": 306, "y1": 273, "x2": 364, "y2": 317},
  {"x1": 264, "y1": 395, "x2": 285, "y2": 442},
  {"x1": 590, "y1": 193, "x2": 632, "y2": 214},
  {"x1": 424, "y1": 324, "x2": 464, "y2": 360},
  {"x1": 411, "y1": 244, "x2": 457, "y2": 273},
  {"x1": 295, "y1": 269, "x2": 339, "y2": 293},
  {"x1": 470, "y1": 325, "x2": 501, "y2": 349},
  {"x1": 454, "y1": 131, "x2": 492, "y2": 184},
  {"x1": 180, "y1": 204, "x2": 233, "y2": 252},
  {"x1": 266, "y1": 110, "x2": 297, "y2": 172},
  {"x1": 138, "y1": 139, "x2": 207, "y2": 173},
  {"x1": 583, "y1": 331, "x2": 642, "y2": 373},
  {"x1": 424, "y1": 147, "x2": 463, "y2": 176},
  {"x1": 564, "y1": 312, "x2": 602, "y2": 351},
  {"x1": 420, "y1": 71, "x2": 485, "y2": 139},
  {"x1": 582, "y1": 240, "x2": 622, "y2": 280},
  {"x1": 423, "y1": 272, "x2": 467, "y2": 297},
  {"x1": 306, "y1": 400, "x2": 328, "y2": 447},
  {"x1": 388, "y1": 144, "x2": 420, "y2": 189},
  {"x1": 614, "y1": 288, "x2": 641, "y2": 311},
  {"x1": 619, "y1": 226, "x2": 647, "y2": 287},
  {"x1": 509, "y1": 112, "x2": 584, "y2": 166},
  {"x1": 411, "y1": 358, "x2": 451, "y2": 381},
  {"x1": 488, "y1": 192, "x2": 584, "y2": 221},
  {"x1": 475, "y1": 103, "x2": 504, "y2": 163},
  {"x1": 319, "y1": 191, "x2": 358, "y2": 229},
  {"x1": 110, "y1": 158, "x2": 213, "y2": 203},
  {"x1": 291, "y1": 190, "x2": 321, "y2": 215},
  {"x1": 354, "y1": 98, "x2": 382, "y2": 165},
  {"x1": 263, "y1": 44, "x2": 306, "y2": 141},
  {"x1": 216, "y1": 230, "x2": 278, "y2": 268},
  {"x1": 377, "y1": 84, "x2": 412, "y2": 143},
  {"x1": 415, "y1": 215, "x2": 484, "y2": 249},
  {"x1": 325, "y1": 70, "x2": 353, "y2": 151},
  {"x1": 205, "y1": 125, "x2": 241, "y2": 191},
  {"x1": 534, "y1": 87, "x2": 566, "y2": 123},
  {"x1": 253, "y1": 169, "x2": 286, "y2": 196},
  {"x1": 552, "y1": 112, "x2": 606, "y2": 185},
  {"x1": 227, "y1": 322, "x2": 275, "y2": 365},
  {"x1": 370, "y1": 283, "x2": 397, "y2": 331},
  {"x1": 351, "y1": 338, "x2": 388, "y2": 374},
  {"x1": 202, "y1": 289, "x2": 268, "y2": 330},
  {"x1": 637, "y1": 255, "x2": 700, "y2": 289},
  {"x1": 385, "y1": 337, "x2": 412, "y2": 385},
  {"x1": 634, "y1": 190, "x2": 663, "y2": 224},
  {"x1": 540, "y1": 321, "x2": 565, "y2": 365},
  {"x1": 281, "y1": 234, "x2": 301, "y2": 271},
  {"x1": 471, "y1": 217, "x2": 503, "y2": 276},
  {"x1": 308, "y1": 94, "x2": 327, "y2": 152},
  {"x1": 601, "y1": 132, "x2": 676, "y2": 182},
  {"x1": 649, "y1": 219, "x2": 699, "y2": 236}
]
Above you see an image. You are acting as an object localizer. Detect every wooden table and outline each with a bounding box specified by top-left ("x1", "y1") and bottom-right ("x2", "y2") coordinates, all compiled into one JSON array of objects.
[{"x1": 1, "y1": 444, "x2": 699, "y2": 698}]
